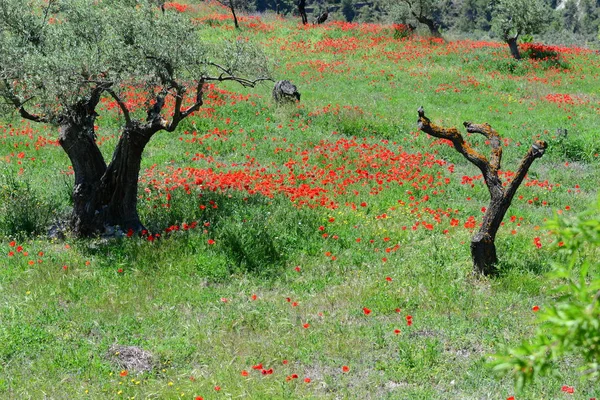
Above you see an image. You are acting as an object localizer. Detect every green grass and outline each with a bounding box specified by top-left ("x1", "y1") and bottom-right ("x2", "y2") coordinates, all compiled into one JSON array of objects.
[{"x1": 1, "y1": 3, "x2": 600, "y2": 399}]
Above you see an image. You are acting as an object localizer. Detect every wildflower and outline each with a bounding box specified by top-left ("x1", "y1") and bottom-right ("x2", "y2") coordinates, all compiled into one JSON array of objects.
[
  {"x1": 385, "y1": 276, "x2": 392, "y2": 282},
  {"x1": 120, "y1": 370, "x2": 128, "y2": 377},
  {"x1": 251, "y1": 294, "x2": 257, "y2": 301},
  {"x1": 342, "y1": 365, "x2": 350, "y2": 373},
  {"x1": 394, "y1": 329, "x2": 401, "y2": 335},
  {"x1": 241, "y1": 370, "x2": 248, "y2": 376},
  {"x1": 214, "y1": 386, "x2": 221, "y2": 391},
  {"x1": 207, "y1": 239, "x2": 216, "y2": 245},
  {"x1": 304, "y1": 377, "x2": 311, "y2": 383},
  {"x1": 303, "y1": 323, "x2": 310, "y2": 329},
  {"x1": 363, "y1": 307, "x2": 372, "y2": 315},
  {"x1": 532, "y1": 305, "x2": 539, "y2": 312}
]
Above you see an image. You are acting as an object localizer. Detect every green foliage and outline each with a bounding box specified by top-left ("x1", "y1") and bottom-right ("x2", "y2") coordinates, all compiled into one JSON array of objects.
[
  {"x1": 493, "y1": 198, "x2": 600, "y2": 389},
  {"x1": 341, "y1": 0, "x2": 356, "y2": 22},
  {"x1": 0, "y1": 0, "x2": 270, "y2": 124},
  {"x1": 492, "y1": 0, "x2": 549, "y2": 41},
  {"x1": 0, "y1": 174, "x2": 58, "y2": 238}
]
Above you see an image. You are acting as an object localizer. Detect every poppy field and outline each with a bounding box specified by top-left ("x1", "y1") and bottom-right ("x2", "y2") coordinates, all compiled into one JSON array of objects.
[{"x1": 0, "y1": 1, "x2": 599, "y2": 399}]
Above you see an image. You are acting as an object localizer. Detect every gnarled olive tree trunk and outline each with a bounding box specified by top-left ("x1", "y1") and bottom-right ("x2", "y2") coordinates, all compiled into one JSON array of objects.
[
  {"x1": 57, "y1": 90, "x2": 171, "y2": 236},
  {"x1": 417, "y1": 107, "x2": 547, "y2": 275}
]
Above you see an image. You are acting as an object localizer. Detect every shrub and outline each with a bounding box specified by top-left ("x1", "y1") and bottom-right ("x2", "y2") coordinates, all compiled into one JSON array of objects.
[
  {"x1": 0, "y1": 175, "x2": 58, "y2": 238},
  {"x1": 493, "y1": 197, "x2": 600, "y2": 389}
]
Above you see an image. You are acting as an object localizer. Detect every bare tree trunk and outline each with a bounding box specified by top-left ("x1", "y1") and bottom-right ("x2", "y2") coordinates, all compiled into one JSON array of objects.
[
  {"x1": 229, "y1": 0, "x2": 239, "y2": 29},
  {"x1": 507, "y1": 37, "x2": 521, "y2": 60},
  {"x1": 417, "y1": 107, "x2": 547, "y2": 275}
]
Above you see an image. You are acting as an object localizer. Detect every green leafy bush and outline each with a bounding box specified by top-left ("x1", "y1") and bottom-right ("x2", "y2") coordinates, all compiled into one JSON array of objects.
[
  {"x1": 0, "y1": 175, "x2": 58, "y2": 238},
  {"x1": 493, "y1": 197, "x2": 600, "y2": 389}
]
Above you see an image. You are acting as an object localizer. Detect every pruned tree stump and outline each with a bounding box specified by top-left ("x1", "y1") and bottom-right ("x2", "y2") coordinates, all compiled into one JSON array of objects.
[
  {"x1": 272, "y1": 80, "x2": 300, "y2": 105},
  {"x1": 417, "y1": 106, "x2": 547, "y2": 276}
]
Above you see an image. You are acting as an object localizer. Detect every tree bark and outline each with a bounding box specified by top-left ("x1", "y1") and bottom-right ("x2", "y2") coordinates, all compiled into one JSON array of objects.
[
  {"x1": 507, "y1": 37, "x2": 521, "y2": 60},
  {"x1": 416, "y1": 15, "x2": 442, "y2": 38},
  {"x1": 58, "y1": 100, "x2": 107, "y2": 236},
  {"x1": 99, "y1": 124, "x2": 153, "y2": 233},
  {"x1": 229, "y1": 0, "x2": 240, "y2": 29},
  {"x1": 417, "y1": 107, "x2": 546, "y2": 275}
]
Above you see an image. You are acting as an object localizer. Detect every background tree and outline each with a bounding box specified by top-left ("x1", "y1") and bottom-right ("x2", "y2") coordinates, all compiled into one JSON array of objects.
[
  {"x1": 215, "y1": 0, "x2": 253, "y2": 29},
  {"x1": 562, "y1": 0, "x2": 581, "y2": 33},
  {"x1": 387, "y1": 0, "x2": 446, "y2": 37},
  {"x1": 491, "y1": 0, "x2": 549, "y2": 59},
  {"x1": 0, "y1": 0, "x2": 270, "y2": 237},
  {"x1": 341, "y1": 0, "x2": 356, "y2": 22},
  {"x1": 456, "y1": 0, "x2": 492, "y2": 33},
  {"x1": 417, "y1": 107, "x2": 547, "y2": 275}
]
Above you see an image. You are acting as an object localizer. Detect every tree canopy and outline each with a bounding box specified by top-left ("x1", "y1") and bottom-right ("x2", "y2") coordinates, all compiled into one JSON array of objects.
[
  {"x1": 491, "y1": 0, "x2": 549, "y2": 59},
  {"x1": 0, "y1": 0, "x2": 271, "y2": 236}
]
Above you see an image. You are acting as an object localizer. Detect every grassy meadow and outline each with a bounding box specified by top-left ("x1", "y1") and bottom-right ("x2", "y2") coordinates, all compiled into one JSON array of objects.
[{"x1": 1, "y1": 2, "x2": 599, "y2": 399}]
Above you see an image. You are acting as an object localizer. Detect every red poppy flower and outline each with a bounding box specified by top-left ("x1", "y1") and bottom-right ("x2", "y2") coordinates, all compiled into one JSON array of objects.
[
  {"x1": 241, "y1": 370, "x2": 248, "y2": 376},
  {"x1": 342, "y1": 365, "x2": 350, "y2": 373},
  {"x1": 304, "y1": 377, "x2": 311, "y2": 383},
  {"x1": 532, "y1": 305, "x2": 540, "y2": 312},
  {"x1": 363, "y1": 307, "x2": 372, "y2": 315}
]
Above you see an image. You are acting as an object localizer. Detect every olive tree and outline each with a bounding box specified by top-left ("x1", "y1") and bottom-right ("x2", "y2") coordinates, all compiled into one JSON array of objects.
[
  {"x1": 0, "y1": 0, "x2": 270, "y2": 237},
  {"x1": 387, "y1": 0, "x2": 446, "y2": 38},
  {"x1": 492, "y1": 0, "x2": 549, "y2": 59}
]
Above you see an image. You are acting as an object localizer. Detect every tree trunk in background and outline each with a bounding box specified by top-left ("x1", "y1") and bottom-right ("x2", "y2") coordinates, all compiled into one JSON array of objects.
[
  {"x1": 507, "y1": 37, "x2": 521, "y2": 59},
  {"x1": 230, "y1": 0, "x2": 240, "y2": 29},
  {"x1": 415, "y1": 15, "x2": 442, "y2": 38}
]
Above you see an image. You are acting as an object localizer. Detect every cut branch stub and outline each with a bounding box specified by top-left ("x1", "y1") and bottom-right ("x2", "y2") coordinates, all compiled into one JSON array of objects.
[
  {"x1": 416, "y1": 107, "x2": 547, "y2": 275},
  {"x1": 273, "y1": 80, "x2": 300, "y2": 105}
]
